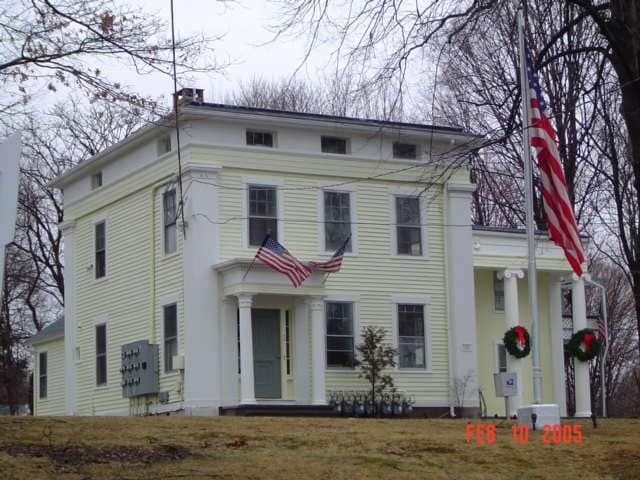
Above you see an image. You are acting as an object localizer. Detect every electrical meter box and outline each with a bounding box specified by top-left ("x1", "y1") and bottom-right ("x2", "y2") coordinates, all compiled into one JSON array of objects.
[
  {"x1": 120, "y1": 340, "x2": 159, "y2": 398},
  {"x1": 494, "y1": 372, "x2": 518, "y2": 397}
]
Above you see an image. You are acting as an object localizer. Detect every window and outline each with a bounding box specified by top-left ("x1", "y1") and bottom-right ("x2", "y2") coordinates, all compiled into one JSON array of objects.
[
  {"x1": 91, "y1": 171, "x2": 103, "y2": 189},
  {"x1": 163, "y1": 190, "x2": 177, "y2": 254},
  {"x1": 493, "y1": 272, "x2": 504, "y2": 312},
  {"x1": 96, "y1": 324, "x2": 107, "y2": 386},
  {"x1": 324, "y1": 191, "x2": 352, "y2": 252},
  {"x1": 398, "y1": 304, "x2": 426, "y2": 368},
  {"x1": 95, "y1": 221, "x2": 106, "y2": 279},
  {"x1": 248, "y1": 185, "x2": 278, "y2": 246},
  {"x1": 39, "y1": 352, "x2": 47, "y2": 399},
  {"x1": 326, "y1": 302, "x2": 355, "y2": 368},
  {"x1": 393, "y1": 142, "x2": 418, "y2": 160},
  {"x1": 163, "y1": 304, "x2": 178, "y2": 372},
  {"x1": 246, "y1": 130, "x2": 274, "y2": 147},
  {"x1": 157, "y1": 135, "x2": 171, "y2": 156},
  {"x1": 395, "y1": 196, "x2": 422, "y2": 255},
  {"x1": 321, "y1": 136, "x2": 347, "y2": 154},
  {"x1": 496, "y1": 343, "x2": 507, "y2": 373}
]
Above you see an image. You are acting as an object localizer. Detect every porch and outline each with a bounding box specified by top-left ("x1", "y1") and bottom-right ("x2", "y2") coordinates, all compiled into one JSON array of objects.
[{"x1": 214, "y1": 258, "x2": 329, "y2": 407}]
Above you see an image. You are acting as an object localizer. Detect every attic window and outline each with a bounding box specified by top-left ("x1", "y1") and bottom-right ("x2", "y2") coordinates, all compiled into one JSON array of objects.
[
  {"x1": 321, "y1": 136, "x2": 348, "y2": 154},
  {"x1": 157, "y1": 136, "x2": 172, "y2": 156},
  {"x1": 91, "y1": 172, "x2": 103, "y2": 190},
  {"x1": 246, "y1": 130, "x2": 274, "y2": 147},
  {"x1": 393, "y1": 142, "x2": 418, "y2": 160}
]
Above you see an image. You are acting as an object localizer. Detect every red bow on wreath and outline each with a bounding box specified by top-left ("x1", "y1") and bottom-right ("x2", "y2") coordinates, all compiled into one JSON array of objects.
[
  {"x1": 513, "y1": 326, "x2": 527, "y2": 348},
  {"x1": 583, "y1": 332, "x2": 594, "y2": 351}
]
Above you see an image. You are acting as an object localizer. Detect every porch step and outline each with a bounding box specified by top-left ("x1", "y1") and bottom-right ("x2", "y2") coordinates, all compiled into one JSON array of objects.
[{"x1": 219, "y1": 404, "x2": 336, "y2": 417}]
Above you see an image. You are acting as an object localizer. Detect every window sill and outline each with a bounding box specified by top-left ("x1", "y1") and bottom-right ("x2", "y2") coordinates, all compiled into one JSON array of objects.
[
  {"x1": 94, "y1": 384, "x2": 109, "y2": 390},
  {"x1": 317, "y1": 251, "x2": 358, "y2": 257},
  {"x1": 326, "y1": 367, "x2": 357, "y2": 373},
  {"x1": 161, "y1": 251, "x2": 180, "y2": 262},
  {"x1": 396, "y1": 367, "x2": 432, "y2": 373},
  {"x1": 94, "y1": 276, "x2": 108, "y2": 284}
]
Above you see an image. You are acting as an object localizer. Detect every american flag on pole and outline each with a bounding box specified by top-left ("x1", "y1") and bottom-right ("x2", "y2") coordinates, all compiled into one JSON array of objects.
[
  {"x1": 309, "y1": 235, "x2": 351, "y2": 273},
  {"x1": 525, "y1": 42, "x2": 586, "y2": 276},
  {"x1": 256, "y1": 235, "x2": 311, "y2": 287}
]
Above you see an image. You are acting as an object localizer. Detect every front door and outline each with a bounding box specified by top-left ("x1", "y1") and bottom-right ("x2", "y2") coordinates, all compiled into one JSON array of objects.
[{"x1": 252, "y1": 309, "x2": 281, "y2": 399}]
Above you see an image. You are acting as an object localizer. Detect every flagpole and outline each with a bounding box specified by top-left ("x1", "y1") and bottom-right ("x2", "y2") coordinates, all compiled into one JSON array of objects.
[
  {"x1": 518, "y1": 7, "x2": 543, "y2": 404},
  {"x1": 242, "y1": 235, "x2": 268, "y2": 281}
]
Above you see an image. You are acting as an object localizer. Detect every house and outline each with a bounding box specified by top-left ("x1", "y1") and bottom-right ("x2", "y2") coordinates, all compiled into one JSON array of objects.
[{"x1": 35, "y1": 88, "x2": 592, "y2": 417}]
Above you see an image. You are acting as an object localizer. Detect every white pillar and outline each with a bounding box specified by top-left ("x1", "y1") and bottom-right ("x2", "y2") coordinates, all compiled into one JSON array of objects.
[
  {"x1": 220, "y1": 298, "x2": 238, "y2": 405},
  {"x1": 237, "y1": 293, "x2": 256, "y2": 404},
  {"x1": 182, "y1": 162, "x2": 222, "y2": 415},
  {"x1": 500, "y1": 268, "x2": 524, "y2": 417},
  {"x1": 445, "y1": 182, "x2": 479, "y2": 412},
  {"x1": 549, "y1": 275, "x2": 567, "y2": 416},
  {"x1": 294, "y1": 299, "x2": 311, "y2": 404},
  {"x1": 309, "y1": 296, "x2": 326, "y2": 405},
  {"x1": 61, "y1": 220, "x2": 76, "y2": 415},
  {"x1": 572, "y1": 275, "x2": 592, "y2": 417}
]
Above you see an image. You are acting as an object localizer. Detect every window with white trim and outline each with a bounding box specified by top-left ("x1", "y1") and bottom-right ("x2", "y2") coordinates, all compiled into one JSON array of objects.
[
  {"x1": 493, "y1": 272, "x2": 505, "y2": 312},
  {"x1": 248, "y1": 184, "x2": 278, "y2": 246},
  {"x1": 39, "y1": 351, "x2": 48, "y2": 399},
  {"x1": 393, "y1": 142, "x2": 418, "y2": 160},
  {"x1": 163, "y1": 304, "x2": 178, "y2": 372},
  {"x1": 95, "y1": 324, "x2": 107, "y2": 386},
  {"x1": 246, "y1": 130, "x2": 274, "y2": 147},
  {"x1": 95, "y1": 221, "x2": 106, "y2": 279},
  {"x1": 91, "y1": 171, "x2": 103, "y2": 190},
  {"x1": 326, "y1": 302, "x2": 355, "y2": 368},
  {"x1": 323, "y1": 191, "x2": 352, "y2": 252},
  {"x1": 157, "y1": 135, "x2": 171, "y2": 156},
  {"x1": 398, "y1": 304, "x2": 426, "y2": 368},
  {"x1": 163, "y1": 189, "x2": 177, "y2": 254},
  {"x1": 395, "y1": 196, "x2": 422, "y2": 255},
  {"x1": 321, "y1": 136, "x2": 347, "y2": 154}
]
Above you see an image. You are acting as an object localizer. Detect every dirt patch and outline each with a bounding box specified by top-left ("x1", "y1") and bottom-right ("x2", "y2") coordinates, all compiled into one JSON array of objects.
[{"x1": 0, "y1": 442, "x2": 190, "y2": 465}]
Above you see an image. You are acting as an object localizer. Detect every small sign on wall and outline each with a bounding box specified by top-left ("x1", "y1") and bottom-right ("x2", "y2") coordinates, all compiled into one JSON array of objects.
[{"x1": 494, "y1": 372, "x2": 518, "y2": 397}]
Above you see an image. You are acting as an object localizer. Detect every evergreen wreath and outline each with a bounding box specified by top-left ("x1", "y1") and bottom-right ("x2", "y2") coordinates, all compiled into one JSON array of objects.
[
  {"x1": 503, "y1": 326, "x2": 531, "y2": 358},
  {"x1": 568, "y1": 329, "x2": 601, "y2": 362}
]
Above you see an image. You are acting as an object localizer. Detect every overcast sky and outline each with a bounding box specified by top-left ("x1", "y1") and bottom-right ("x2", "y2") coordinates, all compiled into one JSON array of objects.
[{"x1": 131, "y1": 0, "x2": 333, "y2": 105}]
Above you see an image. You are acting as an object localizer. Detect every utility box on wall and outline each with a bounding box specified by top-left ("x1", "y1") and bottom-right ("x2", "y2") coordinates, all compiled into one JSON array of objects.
[{"x1": 120, "y1": 340, "x2": 159, "y2": 398}]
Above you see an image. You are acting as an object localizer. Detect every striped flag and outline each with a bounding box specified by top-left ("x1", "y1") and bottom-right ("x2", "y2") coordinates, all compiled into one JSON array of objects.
[
  {"x1": 256, "y1": 235, "x2": 311, "y2": 287},
  {"x1": 525, "y1": 42, "x2": 586, "y2": 276},
  {"x1": 309, "y1": 235, "x2": 351, "y2": 273}
]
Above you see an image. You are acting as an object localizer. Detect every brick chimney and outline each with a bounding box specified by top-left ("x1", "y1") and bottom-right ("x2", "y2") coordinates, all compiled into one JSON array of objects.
[{"x1": 173, "y1": 87, "x2": 204, "y2": 109}]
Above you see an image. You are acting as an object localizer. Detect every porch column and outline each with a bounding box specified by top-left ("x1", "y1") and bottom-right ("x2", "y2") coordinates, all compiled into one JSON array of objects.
[
  {"x1": 310, "y1": 296, "x2": 326, "y2": 405},
  {"x1": 549, "y1": 275, "x2": 567, "y2": 416},
  {"x1": 500, "y1": 268, "x2": 524, "y2": 417},
  {"x1": 572, "y1": 275, "x2": 592, "y2": 417},
  {"x1": 237, "y1": 293, "x2": 256, "y2": 404}
]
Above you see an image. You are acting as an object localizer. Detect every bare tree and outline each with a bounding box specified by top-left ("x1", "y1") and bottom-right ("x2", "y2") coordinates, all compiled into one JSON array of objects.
[
  {"x1": 0, "y1": 0, "x2": 223, "y2": 123},
  {"x1": 271, "y1": 0, "x2": 640, "y2": 358}
]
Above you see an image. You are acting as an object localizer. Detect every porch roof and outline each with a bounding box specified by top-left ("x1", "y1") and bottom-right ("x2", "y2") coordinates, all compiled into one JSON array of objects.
[{"x1": 213, "y1": 258, "x2": 326, "y2": 297}]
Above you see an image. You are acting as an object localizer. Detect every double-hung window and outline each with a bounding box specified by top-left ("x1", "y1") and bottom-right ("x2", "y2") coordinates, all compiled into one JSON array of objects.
[
  {"x1": 39, "y1": 352, "x2": 48, "y2": 399},
  {"x1": 324, "y1": 191, "x2": 352, "y2": 252},
  {"x1": 326, "y1": 302, "x2": 355, "y2": 368},
  {"x1": 248, "y1": 185, "x2": 278, "y2": 246},
  {"x1": 395, "y1": 196, "x2": 422, "y2": 255},
  {"x1": 163, "y1": 190, "x2": 177, "y2": 254},
  {"x1": 96, "y1": 324, "x2": 107, "y2": 386},
  {"x1": 398, "y1": 304, "x2": 426, "y2": 368},
  {"x1": 95, "y1": 221, "x2": 106, "y2": 279},
  {"x1": 164, "y1": 304, "x2": 178, "y2": 372}
]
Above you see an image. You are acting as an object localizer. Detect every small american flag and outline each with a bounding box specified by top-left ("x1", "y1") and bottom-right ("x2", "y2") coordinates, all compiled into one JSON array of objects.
[
  {"x1": 309, "y1": 235, "x2": 351, "y2": 273},
  {"x1": 525, "y1": 41, "x2": 586, "y2": 276},
  {"x1": 256, "y1": 235, "x2": 311, "y2": 288}
]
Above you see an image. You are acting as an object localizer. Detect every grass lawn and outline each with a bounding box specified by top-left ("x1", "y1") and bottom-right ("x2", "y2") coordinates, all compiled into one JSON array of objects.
[{"x1": 0, "y1": 416, "x2": 639, "y2": 479}]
